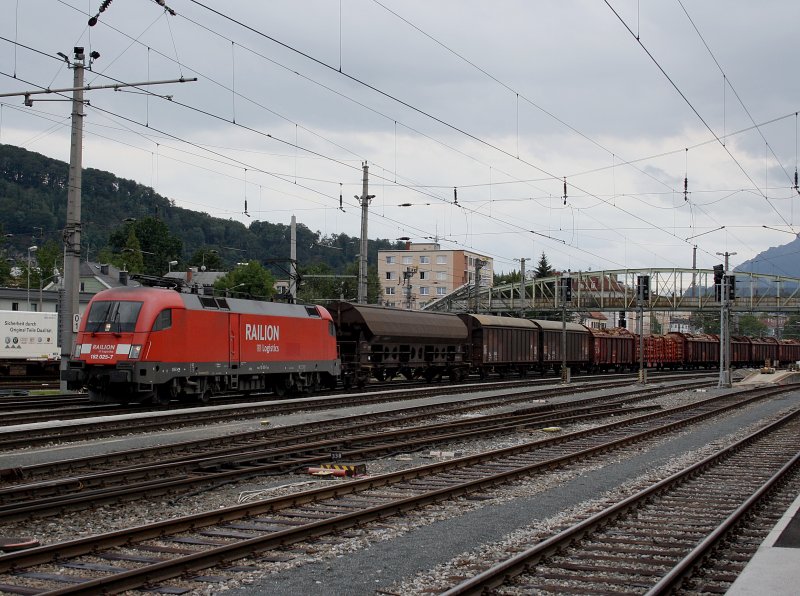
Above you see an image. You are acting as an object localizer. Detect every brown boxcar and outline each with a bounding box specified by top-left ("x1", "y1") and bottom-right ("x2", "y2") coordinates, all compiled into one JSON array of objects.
[
  {"x1": 329, "y1": 302, "x2": 469, "y2": 386},
  {"x1": 533, "y1": 320, "x2": 591, "y2": 372},
  {"x1": 458, "y1": 314, "x2": 538, "y2": 377},
  {"x1": 639, "y1": 334, "x2": 684, "y2": 369},
  {"x1": 730, "y1": 336, "x2": 751, "y2": 368},
  {"x1": 779, "y1": 339, "x2": 800, "y2": 366},
  {"x1": 750, "y1": 336, "x2": 779, "y2": 367},
  {"x1": 665, "y1": 332, "x2": 718, "y2": 368},
  {"x1": 588, "y1": 327, "x2": 635, "y2": 371}
]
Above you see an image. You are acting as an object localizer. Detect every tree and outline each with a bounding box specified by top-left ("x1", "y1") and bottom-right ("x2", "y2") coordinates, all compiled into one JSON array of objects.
[
  {"x1": 297, "y1": 262, "x2": 341, "y2": 303},
  {"x1": 108, "y1": 217, "x2": 182, "y2": 276},
  {"x1": 649, "y1": 313, "x2": 662, "y2": 335},
  {"x1": 736, "y1": 314, "x2": 767, "y2": 337},
  {"x1": 783, "y1": 314, "x2": 800, "y2": 339},
  {"x1": 494, "y1": 270, "x2": 520, "y2": 285},
  {"x1": 189, "y1": 247, "x2": 223, "y2": 272},
  {"x1": 689, "y1": 311, "x2": 720, "y2": 334},
  {"x1": 32, "y1": 240, "x2": 61, "y2": 288},
  {"x1": 534, "y1": 252, "x2": 556, "y2": 278},
  {"x1": 213, "y1": 261, "x2": 275, "y2": 300}
]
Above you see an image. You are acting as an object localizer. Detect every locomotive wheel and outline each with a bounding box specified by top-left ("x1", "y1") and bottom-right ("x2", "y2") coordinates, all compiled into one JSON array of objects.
[
  {"x1": 153, "y1": 387, "x2": 172, "y2": 407},
  {"x1": 198, "y1": 389, "x2": 212, "y2": 405}
]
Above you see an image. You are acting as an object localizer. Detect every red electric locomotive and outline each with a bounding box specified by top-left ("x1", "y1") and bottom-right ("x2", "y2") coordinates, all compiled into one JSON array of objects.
[{"x1": 63, "y1": 286, "x2": 340, "y2": 404}]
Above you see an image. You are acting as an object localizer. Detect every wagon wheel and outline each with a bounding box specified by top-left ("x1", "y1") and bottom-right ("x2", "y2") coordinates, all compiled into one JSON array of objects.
[
  {"x1": 152, "y1": 386, "x2": 172, "y2": 407},
  {"x1": 198, "y1": 388, "x2": 212, "y2": 405},
  {"x1": 272, "y1": 379, "x2": 287, "y2": 397}
]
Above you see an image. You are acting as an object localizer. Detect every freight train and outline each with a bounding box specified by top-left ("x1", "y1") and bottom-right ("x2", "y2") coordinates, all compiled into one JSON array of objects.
[{"x1": 63, "y1": 286, "x2": 799, "y2": 404}]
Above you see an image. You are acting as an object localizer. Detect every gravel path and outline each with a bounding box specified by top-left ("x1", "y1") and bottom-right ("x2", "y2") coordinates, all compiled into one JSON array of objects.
[{"x1": 218, "y1": 390, "x2": 800, "y2": 596}]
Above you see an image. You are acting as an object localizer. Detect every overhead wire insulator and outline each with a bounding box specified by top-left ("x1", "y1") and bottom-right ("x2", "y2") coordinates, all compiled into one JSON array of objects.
[
  {"x1": 453, "y1": 187, "x2": 458, "y2": 205},
  {"x1": 339, "y1": 183, "x2": 344, "y2": 211},
  {"x1": 794, "y1": 169, "x2": 798, "y2": 193},
  {"x1": 562, "y1": 177, "x2": 567, "y2": 205},
  {"x1": 684, "y1": 176, "x2": 689, "y2": 201}
]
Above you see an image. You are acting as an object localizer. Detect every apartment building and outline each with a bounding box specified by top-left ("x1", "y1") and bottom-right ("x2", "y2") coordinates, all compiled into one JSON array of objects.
[{"x1": 377, "y1": 242, "x2": 493, "y2": 309}]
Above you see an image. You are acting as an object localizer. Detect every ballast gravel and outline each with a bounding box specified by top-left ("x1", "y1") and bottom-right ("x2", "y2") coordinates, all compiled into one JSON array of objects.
[{"x1": 4, "y1": 382, "x2": 797, "y2": 595}]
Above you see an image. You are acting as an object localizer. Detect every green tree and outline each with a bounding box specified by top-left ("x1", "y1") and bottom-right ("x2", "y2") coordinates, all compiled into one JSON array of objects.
[
  {"x1": 494, "y1": 270, "x2": 520, "y2": 285},
  {"x1": 689, "y1": 311, "x2": 720, "y2": 334},
  {"x1": 297, "y1": 262, "x2": 340, "y2": 303},
  {"x1": 213, "y1": 261, "x2": 275, "y2": 300},
  {"x1": 32, "y1": 240, "x2": 61, "y2": 288},
  {"x1": 649, "y1": 313, "x2": 662, "y2": 335},
  {"x1": 0, "y1": 226, "x2": 11, "y2": 285},
  {"x1": 189, "y1": 247, "x2": 223, "y2": 272},
  {"x1": 108, "y1": 217, "x2": 182, "y2": 276},
  {"x1": 735, "y1": 314, "x2": 768, "y2": 337},
  {"x1": 783, "y1": 314, "x2": 800, "y2": 339},
  {"x1": 534, "y1": 252, "x2": 556, "y2": 278}
]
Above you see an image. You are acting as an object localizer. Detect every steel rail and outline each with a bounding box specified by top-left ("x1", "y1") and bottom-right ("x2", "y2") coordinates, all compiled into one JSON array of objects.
[
  {"x1": 0, "y1": 375, "x2": 708, "y2": 451},
  {"x1": 442, "y1": 408, "x2": 800, "y2": 595},
  {"x1": 0, "y1": 386, "x2": 791, "y2": 594}
]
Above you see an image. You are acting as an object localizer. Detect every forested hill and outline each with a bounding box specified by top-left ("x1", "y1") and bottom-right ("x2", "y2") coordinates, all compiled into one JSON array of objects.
[{"x1": 0, "y1": 143, "x2": 399, "y2": 273}]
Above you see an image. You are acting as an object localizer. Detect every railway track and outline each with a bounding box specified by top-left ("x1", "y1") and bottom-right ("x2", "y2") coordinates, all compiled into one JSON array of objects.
[
  {"x1": 0, "y1": 383, "x2": 689, "y2": 520},
  {"x1": 0, "y1": 385, "x2": 790, "y2": 594},
  {"x1": 441, "y1": 406, "x2": 800, "y2": 595},
  {"x1": 0, "y1": 375, "x2": 709, "y2": 450},
  {"x1": 0, "y1": 370, "x2": 710, "y2": 422}
]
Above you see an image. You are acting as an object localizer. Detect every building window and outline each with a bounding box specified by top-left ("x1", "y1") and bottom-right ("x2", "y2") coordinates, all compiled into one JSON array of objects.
[
  {"x1": 437, "y1": 287, "x2": 447, "y2": 296},
  {"x1": 436, "y1": 255, "x2": 447, "y2": 264},
  {"x1": 420, "y1": 256, "x2": 430, "y2": 264},
  {"x1": 386, "y1": 256, "x2": 396, "y2": 264},
  {"x1": 419, "y1": 271, "x2": 427, "y2": 280},
  {"x1": 420, "y1": 287, "x2": 429, "y2": 295},
  {"x1": 436, "y1": 271, "x2": 447, "y2": 281},
  {"x1": 385, "y1": 271, "x2": 396, "y2": 280},
  {"x1": 385, "y1": 286, "x2": 396, "y2": 295},
  {"x1": 402, "y1": 256, "x2": 412, "y2": 265}
]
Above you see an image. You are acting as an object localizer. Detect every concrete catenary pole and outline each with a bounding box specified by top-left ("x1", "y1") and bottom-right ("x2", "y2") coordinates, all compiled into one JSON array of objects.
[
  {"x1": 357, "y1": 162, "x2": 374, "y2": 304},
  {"x1": 289, "y1": 215, "x2": 297, "y2": 302},
  {"x1": 60, "y1": 49, "x2": 85, "y2": 390}
]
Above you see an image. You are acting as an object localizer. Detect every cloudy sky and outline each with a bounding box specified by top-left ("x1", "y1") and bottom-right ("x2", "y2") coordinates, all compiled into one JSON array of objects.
[{"x1": 1, "y1": 0, "x2": 799, "y2": 275}]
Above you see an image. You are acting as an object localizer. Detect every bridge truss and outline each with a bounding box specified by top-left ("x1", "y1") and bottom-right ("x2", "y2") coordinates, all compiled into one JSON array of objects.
[{"x1": 422, "y1": 268, "x2": 800, "y2": 315}]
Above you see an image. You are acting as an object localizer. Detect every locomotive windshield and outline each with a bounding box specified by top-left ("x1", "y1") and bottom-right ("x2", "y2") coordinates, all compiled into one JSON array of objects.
[{"x1": 85, "y1": 301, "x2": 143, "y2": 333}]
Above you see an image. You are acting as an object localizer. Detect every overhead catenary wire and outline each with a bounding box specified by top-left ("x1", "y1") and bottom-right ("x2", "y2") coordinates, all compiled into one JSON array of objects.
[
  {"x1": 3, "y1": 4, "x2": 792, "y2": 272},
  {"x1": 604, "y1": 0, "x2": 794, "y2": 232}
]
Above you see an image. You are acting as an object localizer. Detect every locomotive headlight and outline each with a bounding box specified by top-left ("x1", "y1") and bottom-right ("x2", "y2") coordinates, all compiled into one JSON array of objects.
[
  {"x1": 128, "y1": 345, "x2": 142, "y2": 360},
  {"x1": 72, "y1": 343, "x2": 82, "y2": 358}
]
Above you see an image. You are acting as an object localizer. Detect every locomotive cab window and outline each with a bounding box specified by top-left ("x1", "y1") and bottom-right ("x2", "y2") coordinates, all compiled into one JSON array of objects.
[
  {"x1": 152, "y1": 308, "x2": 172, "y2": 331},
  {"x1": 86, "y1": 301, "x2": 143, "y2": 333}
]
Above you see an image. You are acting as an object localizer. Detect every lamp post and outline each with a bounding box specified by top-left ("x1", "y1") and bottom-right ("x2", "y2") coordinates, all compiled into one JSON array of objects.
[
  {"x1": 168, "y1": 260, "x2": 178, "y2": 273},
  {"x1": 27, "y1": 245, "x2": 38, "y2": 310}
]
